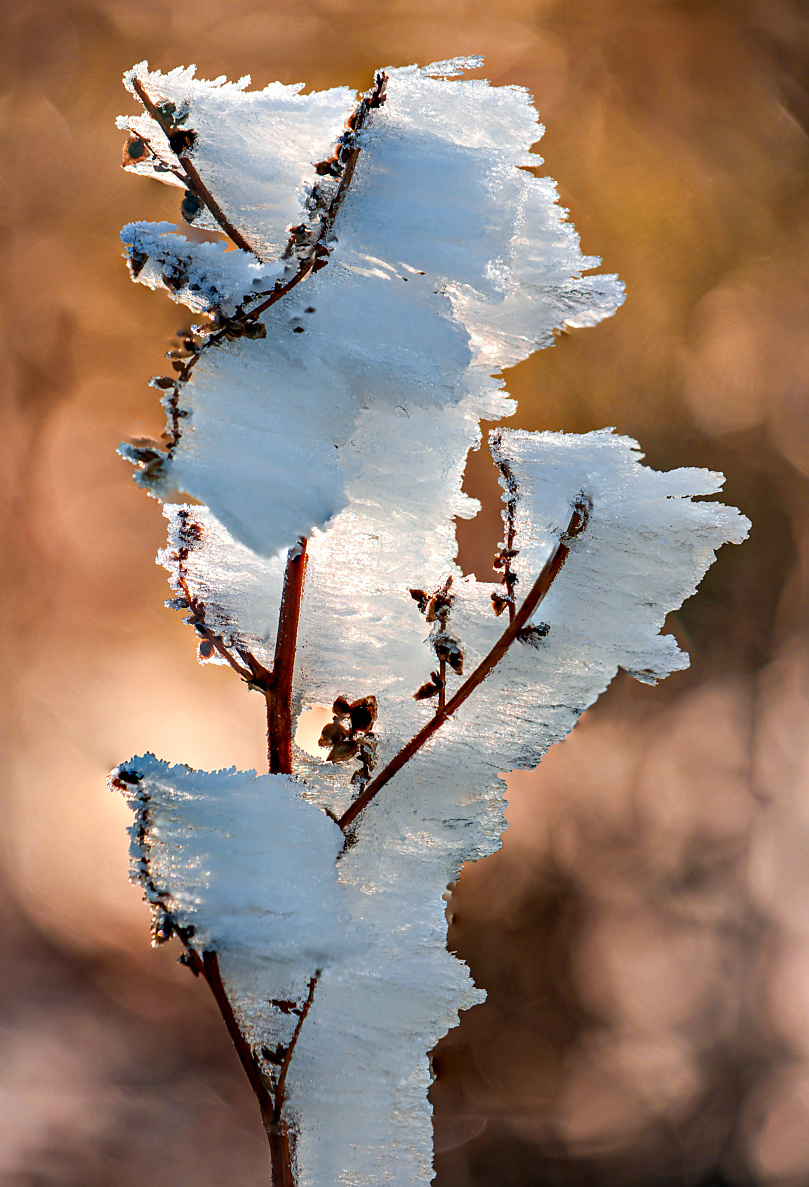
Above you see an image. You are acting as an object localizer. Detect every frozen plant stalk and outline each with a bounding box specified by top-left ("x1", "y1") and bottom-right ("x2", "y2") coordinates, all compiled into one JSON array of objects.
[{"x1": 111, "y1": 56, "x2": 750, "y2": 1186}]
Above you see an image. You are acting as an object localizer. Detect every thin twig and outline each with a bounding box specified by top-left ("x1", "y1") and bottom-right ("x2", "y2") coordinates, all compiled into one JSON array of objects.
[
  {"x1": 193, "y1": 949, "x2": 299, "y2": 1186},
  {"x1": 490, "y1": 428, "x2": 519, "y2": 622},
  {"x1": 129, "y1": 72, "x2": 387, "y2": 474},
  {"x1": 131, "y1": 76, "x2": 261, "y2": 258},
  {"x1": 111, "y1": 771, "x2": 287, "y2": 1181},
  {"x1": 198, "y1": 951, "x2": 277, "y2": 1125},
  {"x1": 239, "y1": 71, "x2": 388, "y2": 324},
  {"x1": 268, "y1": 539, "x2": 308, "y2": 775},
  {"x1": 437, "y1": 655, "x2": 447, "y2": 714},
  {"x1": 273, "y1": 972, "x2": 320, "y2": 1122},
  {"x1": 337, "y1": 499, "x2": 591, "y2": 832},
  {"x1": 175, "y1": 556, "x2": 266, "y2": 684}
]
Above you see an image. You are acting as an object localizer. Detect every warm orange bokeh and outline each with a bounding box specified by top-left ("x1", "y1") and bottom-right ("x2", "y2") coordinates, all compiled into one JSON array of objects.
[{"x1": 4, "y1": 1, "x2": 809, "y2": 1182}]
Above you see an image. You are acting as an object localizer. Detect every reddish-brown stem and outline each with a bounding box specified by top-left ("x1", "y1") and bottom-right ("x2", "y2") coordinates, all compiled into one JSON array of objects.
[
  {"x1": 337, "y1": 500, "x2": 590, "y2": 831},
  {"x1": 268, "y1": 539, "x2": 309, "y2": 775},
  {"x1": 240, "y1": 71, "x2": 388, "y2": 325},
  {"x1": 131, "y1": 76, "x2": 261, "y2": 258},
  {"x1": 274, "y1": 972, "x2": 320, "y2": 1121},
  {"x1": 437, "y1": 655, "x2": 447, "y2": 714},
  {"x1": 186, "y1": 950, "x2": 298, "y2": 1186},
  {"x1": 198, "y1": 951, "x2": 276, "y2": 1126}
]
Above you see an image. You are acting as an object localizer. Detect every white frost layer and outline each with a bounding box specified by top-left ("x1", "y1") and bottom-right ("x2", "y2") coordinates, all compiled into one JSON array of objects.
[
  {"x1": 155, "y1": 419, "x2": 749, "y2": 1187},
  {"x1": 119, "y1": 59, "x2": 624, "y2": 556},
  {"x1": 158, "y1": 504, "x2": 285, "y2": 671},
  {"x1": 120, "y1": 222, "x2": 284, "y2": 314},
  {"x1": 115, "y1": 51, "x2": 750, "y2": 1187},
  {"x1": 494, "y1": 428, "x2": 751, "y2": 683},
  {"x1": 112, "y1": 756, "x2": 354, "y2": 1052},
  {"x1": 118, "y1": 62, "x2": 355, "y2": 260}
]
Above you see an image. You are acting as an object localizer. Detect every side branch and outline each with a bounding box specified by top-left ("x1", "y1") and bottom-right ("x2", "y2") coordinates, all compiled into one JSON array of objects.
[
  {"x1": 273, "y1": 972, "x2": 320, "y2": 1122},
  {"x1": 195, "y1": 950, "x2": 277, "y2": 1127},
  {"x1": 490, "y1": 428, "x2": 519, "y2": 622},
  {"x1": 240, "y1": 71, "x2": 388, "y2": 325},
  {"x1": 125, "y1": 72, "x2": 387, "y2": 475},
  {"x1": 337, "y1": 499, "x2": 590, "y2": 831},
  {"x1": 268, "y1": 539, "x2": 309, "y2": 775},
  {"x1": 131, "y1": 76, "x2": 261, "y2": 258},
  {"x1": 186, "y1": 948, "x2": 300, "y2": 1186}
]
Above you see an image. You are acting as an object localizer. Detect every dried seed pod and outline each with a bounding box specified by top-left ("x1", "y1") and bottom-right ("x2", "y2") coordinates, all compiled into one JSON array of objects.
[
  {"x1": 517, "y1": 623, "x2": 551, "y2": 648},
  {"x1": 491, "y1": 592, "x2": 510, "y2": 617},
  {"x1": 169, "y1": 128, "x2": 196, "y2": 155},
  {"x1": 414, "y1": 679, "x2": 441, "y2": 700},
  {"x1": 332, "y1": 695, "x2": 351, "y2": 717},
  {"x1": 162, "y1": 260, "x2": 189, "y2": 291},
  {"x1": 433, "y1": 633, "x2": 464, "y2": 675},
  {"x1": 314, "y1": 155, "x2": 341, "y2": 176},
  {"x1": 181, "y1": 190, "x2": 202, "y2": 222},
  {"x1": 243, "y1": 321, "x2": 267, "y2": 339},
  {"x1": 261, "y1": 1043, "x2": 287, "y2": 1066},
  {"x1": 328, "y1": 739, "x2": 359, "y2": 764},
  {"x1": 318, "y1": 721, "x2": 348, "y2": 748},
  {"x1": 409, "y1": 588, "x2": 429, "y2": 613},
  {"x1": 129, "y1": 249, "x2": 148, "y2": 278},
  {"x1": 126, "y1": 137, "x2": 147, "y2": 160},
  {"x1": 198, "y1": 639, "x2": 214, "y2": 659},
  {"x1": 349, "y1": 696, "x2": 377, "y2": 733}
]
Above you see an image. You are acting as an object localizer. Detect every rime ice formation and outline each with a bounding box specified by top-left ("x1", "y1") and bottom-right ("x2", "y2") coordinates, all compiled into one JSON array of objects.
[
  {"x1": 117, "y1": 59, "x2": 624, "y2": 556},
  {"x1": 114, "y1": 54, "x2": 750, "y2": 1187},
  {"x1": 145, "y1": 426, "x2": 749, "y2": 1187},
  {"x1": 113, "y1": 758, "x2": 352, "y2": 1050},
  {"x1": 120, "y1": 222, "x2": 284, "y2": 314},
  {"x1": 117, "y1": 63, "x2": 355, "y2": 259}
]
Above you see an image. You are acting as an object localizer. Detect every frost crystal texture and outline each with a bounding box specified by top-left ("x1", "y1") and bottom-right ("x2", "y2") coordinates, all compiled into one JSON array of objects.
[
  {"x1": 113, "y1": 53, "x2": 750, "y2": 1187},
  {"x1": 117, "y1": 59, "x2": 624, "y2": 556}
]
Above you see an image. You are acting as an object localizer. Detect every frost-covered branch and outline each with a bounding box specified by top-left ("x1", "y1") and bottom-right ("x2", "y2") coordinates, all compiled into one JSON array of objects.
[
  {"x1": 110, "y1": 53, "x2": 750, "y2": 1187},
  {"x1": 491, "y1": 428, "x2": 520, "y2": 621},
  {"x1": 130, "y1": 76, "x2": 261, "y2": 256},
  {"x1": 337, "y1": 496, "x2": 589, "y2": 831},
  {"x1": 241, "y1": 70, "x2": 388, "y2": 322}
]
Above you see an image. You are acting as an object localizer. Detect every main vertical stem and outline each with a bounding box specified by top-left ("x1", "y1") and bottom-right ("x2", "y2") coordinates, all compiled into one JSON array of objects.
[{"x1": 268, "y1": 538, "x2": 308, "y2": 775}]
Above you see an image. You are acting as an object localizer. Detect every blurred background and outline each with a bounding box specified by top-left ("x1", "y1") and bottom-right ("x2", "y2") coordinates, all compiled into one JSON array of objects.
[{"x1": 4, "y1": 0, "x2": 809, "y2": 1182}]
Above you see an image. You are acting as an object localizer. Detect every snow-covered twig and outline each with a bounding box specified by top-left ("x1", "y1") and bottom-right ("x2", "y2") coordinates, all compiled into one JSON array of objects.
[
  {"x1": 337, "y1": 496, "x2": 590, "y2": 831},
  {"x1": 131, "y1": 76, "x2": 261, "y2": 257}
]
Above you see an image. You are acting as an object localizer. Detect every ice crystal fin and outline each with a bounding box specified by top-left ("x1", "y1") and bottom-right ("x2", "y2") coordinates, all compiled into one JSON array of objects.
[{"x1": 110, "y1": 756, "x2": 355, "y2": 1053}]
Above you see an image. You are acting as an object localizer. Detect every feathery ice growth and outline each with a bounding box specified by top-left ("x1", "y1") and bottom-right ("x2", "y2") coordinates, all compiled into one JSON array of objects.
[{"x1": 112, "y1": 55, "x2": 749, "y2": 1187}]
